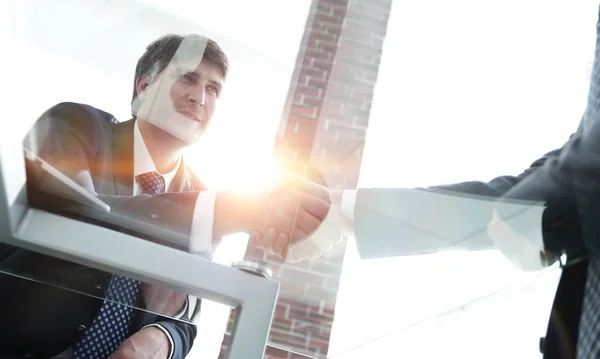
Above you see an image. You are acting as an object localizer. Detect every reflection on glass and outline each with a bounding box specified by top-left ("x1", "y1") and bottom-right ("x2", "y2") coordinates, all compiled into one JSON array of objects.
[
  {"x1": 3, "y1": 0, "x2": 597, "y2": 357},
  {"x1": 11, "y1": 30, "x2": 240, "y2": 358},
  {"x1": 0, "y1": 259, "x2": 199, "y2": 358}
]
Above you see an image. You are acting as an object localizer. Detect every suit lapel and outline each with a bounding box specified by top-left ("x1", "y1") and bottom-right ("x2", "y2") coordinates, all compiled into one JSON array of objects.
[
  {"x1": 111, "y1": 118, "x2": 206, "y2": 195},
  {"x1": 170, "y1": 158, "x2": 206, "y2": 192},
  {"x1": 111, "y1": 119, "x2": 136, "y2": 196}
]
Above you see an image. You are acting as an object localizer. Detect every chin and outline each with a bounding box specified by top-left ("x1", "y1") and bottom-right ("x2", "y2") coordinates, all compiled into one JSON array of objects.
[{"x1": 155, "y1": 113, "x2": 206, "y2": 144}]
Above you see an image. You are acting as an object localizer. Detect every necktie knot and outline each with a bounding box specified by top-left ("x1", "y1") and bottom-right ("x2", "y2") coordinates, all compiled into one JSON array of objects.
[{"x1": 136, "y1": 171, "x2": 165, "y2": 196}]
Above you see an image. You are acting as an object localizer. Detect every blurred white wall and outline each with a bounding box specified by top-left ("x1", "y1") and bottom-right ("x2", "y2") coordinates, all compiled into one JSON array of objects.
[{"x1": 331, "y1": 1, "x2": 598, "y2": 358}]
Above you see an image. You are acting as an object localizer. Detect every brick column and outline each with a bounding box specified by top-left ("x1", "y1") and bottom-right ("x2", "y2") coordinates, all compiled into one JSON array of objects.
[{"x1": 221, "y1": 0, "x2": 392, "y2": 357}]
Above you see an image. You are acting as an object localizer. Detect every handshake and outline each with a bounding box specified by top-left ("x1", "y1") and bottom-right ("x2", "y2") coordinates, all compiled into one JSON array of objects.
[{"x1": 214, "y1": 175, "x2": 342, "y2": 262}]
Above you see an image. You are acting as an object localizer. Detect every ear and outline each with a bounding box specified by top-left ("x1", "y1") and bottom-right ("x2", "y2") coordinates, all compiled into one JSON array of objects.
[{"x1": 135, "y1": 77, "x2": 150, "y2": 99}]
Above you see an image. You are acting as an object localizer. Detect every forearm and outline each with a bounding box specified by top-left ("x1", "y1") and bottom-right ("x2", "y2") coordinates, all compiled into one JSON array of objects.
[
  {"x1": 27, "y1": 176, "x2": 199, "y2": 251},
  {"x1": 350, "y1": 188, "x2": 502, "y2": 259},
  {"x1": 500, "y1": 155, "x2": 583, "y2": 256},
  {"x1": 212, "y1": 191, "x2": 267, "y2": 238}
]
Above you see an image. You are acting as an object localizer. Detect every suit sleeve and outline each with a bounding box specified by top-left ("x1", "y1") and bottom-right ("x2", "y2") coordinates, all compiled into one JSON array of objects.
[
  {"x1": 498, "y1": 131, "x2": 588, "y2": 257},
  {"x1": 351, "y1": 147, "x2": 566, "y2": 258},
  {"x1": 495, "y1": 8, "x2": 600, "y2": 258},
  {"x1": 421, "y1": 134, "x2": 585, "y2": 259},
  {"x1": 153, "y1": 319, "x2": 197, "y2": 359},
  {"x1": 428, "y1": 148, "x2": 562, "y2": 197}
]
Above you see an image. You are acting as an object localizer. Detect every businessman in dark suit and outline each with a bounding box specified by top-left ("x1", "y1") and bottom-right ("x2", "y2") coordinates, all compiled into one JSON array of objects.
[
  {"x1": 2, "y1": 33, "x2": 331, "y2": 359},
  {"x1": 493, "y1": 6, "x2": 600, "y2": 353}
]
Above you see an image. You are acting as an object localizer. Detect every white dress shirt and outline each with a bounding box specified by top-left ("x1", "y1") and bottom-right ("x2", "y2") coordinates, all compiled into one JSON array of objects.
[
  {"x1": 287, "y1": 189, "x2": 555, "y2": 271},
  {"x1": 133, "y1": 121, "x2": 216, "y2": 358},
  {"x1": 133, "y1": 121, "x2": 216, "y2": 256}
]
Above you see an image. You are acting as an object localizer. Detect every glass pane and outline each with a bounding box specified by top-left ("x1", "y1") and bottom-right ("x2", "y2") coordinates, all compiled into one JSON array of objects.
[
  {"x1": 0, "y1": 257, "x2": 205, "y2": 357},
  {"x1": 328, "y1": 267, "x2": 562, "y2": 359},
  {"x1": 3, "y1": 0, "x2": 292, "y2": 357},
  {"x1": 3, "y1": 0, "x2": 597, "y2": 358},
  {"x1": 262, "y1": 0, "x2": 594, "y2": 358}
]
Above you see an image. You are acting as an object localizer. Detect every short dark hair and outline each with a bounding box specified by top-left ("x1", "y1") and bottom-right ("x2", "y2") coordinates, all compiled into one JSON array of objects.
[{"x1": 131, "y1": 34, "x2": 229, "y2": 113}]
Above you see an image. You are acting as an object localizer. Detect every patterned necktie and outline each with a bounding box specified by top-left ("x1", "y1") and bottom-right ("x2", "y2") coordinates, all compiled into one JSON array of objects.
[
  {"x1": 73, "y1": 172, "x2": 165, "y2": 358},
  {"x1": 577, "y1": 257, "x2": 600, "y2": 358},
  {"x1": 135, "y1": 171, "x2": 166, "y2": 196}
]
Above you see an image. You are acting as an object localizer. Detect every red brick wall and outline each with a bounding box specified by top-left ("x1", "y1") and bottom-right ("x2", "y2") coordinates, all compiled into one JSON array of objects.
[{"x1": 221, "y1": 0, "x2": 392, "y2": 357}]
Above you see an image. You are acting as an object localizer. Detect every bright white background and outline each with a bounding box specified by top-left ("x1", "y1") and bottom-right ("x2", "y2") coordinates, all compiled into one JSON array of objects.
[
  {"x1": 2, "y1": 0, "x2": 599, "y2": 358},
  {"x1": 330, "y1": 0, "x2": 599, "y2": 358}
]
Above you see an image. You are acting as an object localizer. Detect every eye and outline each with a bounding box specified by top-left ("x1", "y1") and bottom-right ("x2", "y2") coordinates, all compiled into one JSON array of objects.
[
  {"x1": 180, "y1": 73, "x2": 197, "y2": 84},
  {"x1": 207, "y1": 85, "x2": 220, "y2": 96}
]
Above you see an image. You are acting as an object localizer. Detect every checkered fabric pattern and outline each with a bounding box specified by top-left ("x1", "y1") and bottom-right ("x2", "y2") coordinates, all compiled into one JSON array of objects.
[
  {"x1": 136, "y1": 171, "x2": 166, "y2": 196},
  {"x1": 575, "y1": 5, "x2": 600, "y2": 358},
  {"x1": 578, "y1": 258, "x2": 600, "y2": 358},
  {"x1": 73, "y1": 276, "x2": 141, "y2": 358},
  {"x1": 73, "y1": 172, "x2": 166, "y2": 358}
]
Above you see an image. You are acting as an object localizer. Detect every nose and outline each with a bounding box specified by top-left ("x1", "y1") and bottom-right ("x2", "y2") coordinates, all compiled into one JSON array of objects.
[{"x1": 189, "y1": 87, "x2": 206, "y2": 107}]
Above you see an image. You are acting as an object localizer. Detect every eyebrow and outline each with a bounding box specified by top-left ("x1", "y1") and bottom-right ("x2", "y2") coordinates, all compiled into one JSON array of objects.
[
  {"x1": 208, "y1": 79, "x2": 223, "y2": 90},
  {"x1": 178, "y1": 68, "x2": 223, "y2": 88}
]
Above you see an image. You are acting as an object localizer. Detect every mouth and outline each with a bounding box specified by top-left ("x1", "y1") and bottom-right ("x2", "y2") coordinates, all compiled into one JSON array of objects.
[{"x1": 178, "y1": 109, "x2": 203, "y2": 124}]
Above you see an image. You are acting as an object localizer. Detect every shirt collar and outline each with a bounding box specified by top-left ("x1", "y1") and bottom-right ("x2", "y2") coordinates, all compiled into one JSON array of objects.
[{"x1": 134, "y1": 120, "x2": 181, "y2": 177}]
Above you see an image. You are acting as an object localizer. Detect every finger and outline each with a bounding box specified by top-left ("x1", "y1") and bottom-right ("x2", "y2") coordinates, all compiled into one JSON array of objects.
[
  {"x1": 248, "y1": 230, "x2": 262, "y2": 242},
  {"x1": 276, "y1": 189, "x2": 330, "y2": 220},
  {"x1": 266, "y1": 192, "x2": 321, "y2": 241},
  {"x1": 294, "y1": 175, "x2": 331, "y2": 202},
  {"x1": 265, "y1": 200, "x2": 309, "y2": 241},
  {"x1": 299, "y1": 190, "x2": 331, "y2": 219},
  {"x1": 275, "y1": 232, "x2": 289, "y2": 259},
  {"x1": 274, "y1": 174, "x2": 330, "y2": 200},
  {"x1": 261, "y1": 228, "x2": 278, "y2": 255},
  {"x1": 290, "y1": 207, "x2": 320, "y2": 241}
]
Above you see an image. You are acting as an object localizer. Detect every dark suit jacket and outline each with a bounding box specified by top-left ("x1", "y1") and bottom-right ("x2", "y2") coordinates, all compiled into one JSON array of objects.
[
  {"x1": 0, "y1": 102, "x2": 205, "y2": 358},
  {"x1": 428, "y1": 146, "x2": 584, "y2": 359},
  {"x1": 433, "y1": 146, "x2": 584, "y2": 359},
  {"x1": 351, "y1": 145, "x2": 582, "y2": 359}
]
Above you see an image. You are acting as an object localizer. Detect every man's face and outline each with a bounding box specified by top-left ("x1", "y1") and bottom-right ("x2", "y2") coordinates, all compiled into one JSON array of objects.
[{"x1": 135, "y1": 59, "x2": 224, "y2": 144}]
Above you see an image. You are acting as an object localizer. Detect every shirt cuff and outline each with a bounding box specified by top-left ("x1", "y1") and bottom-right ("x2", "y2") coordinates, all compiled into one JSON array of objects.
[
  {"x1": 488, "y1": 204, "x2": 556, "y2": 271},
  {"x1": 142, "y1": 324, "x2": 175, "y2": 359},
  {"x1": 172, "y1": 296, "x2": 189, "y2": 320},
  {"x1": 340, "y1": 190, "x2": 357, "y2": 236},
  {"x1": 189, "y1": 190, "x2": 217, "y2": 257},
  {"x1": 286, "y1": 190, "x2": 346, "y2": 262}
]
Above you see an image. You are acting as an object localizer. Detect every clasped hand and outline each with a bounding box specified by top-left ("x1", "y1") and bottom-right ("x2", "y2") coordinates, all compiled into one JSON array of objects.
[{"x1": 250, "y1": 176, "x2": 332, "y2": 260}]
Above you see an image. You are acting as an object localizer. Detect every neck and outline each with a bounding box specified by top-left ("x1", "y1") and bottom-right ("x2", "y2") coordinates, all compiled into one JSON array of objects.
[{"x1": 137, "y1": 119, "x2": 185, "y2": 173}]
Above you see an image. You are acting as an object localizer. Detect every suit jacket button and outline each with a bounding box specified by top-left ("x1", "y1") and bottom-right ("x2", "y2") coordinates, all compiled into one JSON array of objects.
[
  {"x1": 95, "y1": 283, "x2": 103, "y2": 290},
  {"x1": 539, "y1": 336, "x2": 545, "y2": 353},
  {"x1": 77, "y1": 324, "x2": 87, "y2": 332}
]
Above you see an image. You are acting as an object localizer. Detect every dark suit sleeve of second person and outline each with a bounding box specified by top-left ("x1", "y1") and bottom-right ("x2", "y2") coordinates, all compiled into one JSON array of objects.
[
  {"x1": 428, "y1": 148, "x2": 562, "y2": 197},
  {"x1": 499, "y1": 132, "x2": 593, "y2": 257},
  {"x1": 352, "y1": 147, "x2": 567, "y2": 257}
]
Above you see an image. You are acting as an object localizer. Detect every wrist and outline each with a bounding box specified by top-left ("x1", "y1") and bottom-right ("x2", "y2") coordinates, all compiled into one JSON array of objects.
[
  {"x1": 141, "y1": 325, "x2": 171, "y2": 358},
  {"x1": 214, "y1": 191, "x2": 268, "y2": 237}
]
